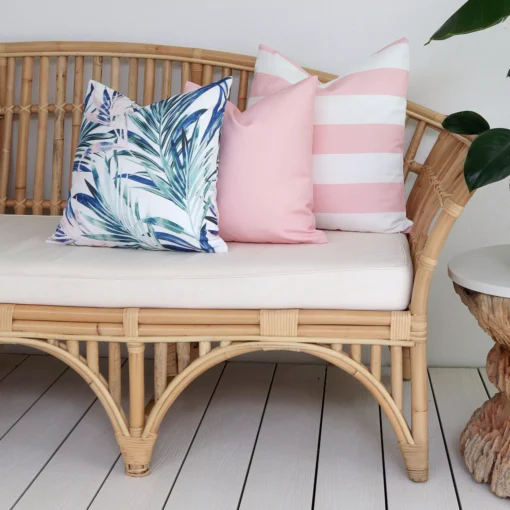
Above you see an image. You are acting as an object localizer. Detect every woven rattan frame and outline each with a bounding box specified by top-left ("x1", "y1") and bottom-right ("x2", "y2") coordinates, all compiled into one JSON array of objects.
[{"x1": 0, "y1": 41, "x2": 472, "y2": 480}]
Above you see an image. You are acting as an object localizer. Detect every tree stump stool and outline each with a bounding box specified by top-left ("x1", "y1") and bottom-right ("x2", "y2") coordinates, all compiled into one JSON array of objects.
[{"x1": 449, "y1": 245, "x2": 510, "y2": 498}]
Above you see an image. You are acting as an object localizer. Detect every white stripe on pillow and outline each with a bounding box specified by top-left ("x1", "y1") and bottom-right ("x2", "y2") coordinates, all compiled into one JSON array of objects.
[
  {"x1": 249, "y1": 95, "x2": 407, "y2": 125},
  {"x1": 313, "y1": 95, "x2": 407, "y2": 125},
  {"x1": 248, "y1": 39, "x2": 413, "y2": 233},
  {"x1": 313, "y1": 154, "x2": 406, "y2": 184},
  {"x1": 255, "y1": 48, "x2": 309, "y2": 83}
]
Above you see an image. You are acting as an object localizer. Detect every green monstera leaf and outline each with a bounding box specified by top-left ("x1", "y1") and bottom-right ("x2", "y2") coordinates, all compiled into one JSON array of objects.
[
  {"x1": 463, "y1": 128, "x2": 510, "y2": 192},
  {"x1": 428, "y1": 0, "x2": 510, "y2": 44},
  {"x1": 442, "y1": 111, "x2": 490, "y2": 136}
]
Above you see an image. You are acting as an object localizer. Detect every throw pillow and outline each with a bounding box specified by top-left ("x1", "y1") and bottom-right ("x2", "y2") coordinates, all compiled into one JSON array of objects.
[
  {"x1": 248, "y1": 39, "x2": 413, "y2": 234},
  {"x1": 185, "y1": 78, "x2": 326, "y2": 244},
  {"x1": 49, "y1": 78, "x2": 231, "y2": 252}
]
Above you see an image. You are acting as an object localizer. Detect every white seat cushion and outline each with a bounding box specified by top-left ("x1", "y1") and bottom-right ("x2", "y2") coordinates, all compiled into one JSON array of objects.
[{"x1": 0, "y1": 215, "x2": 413, "y2": 310}]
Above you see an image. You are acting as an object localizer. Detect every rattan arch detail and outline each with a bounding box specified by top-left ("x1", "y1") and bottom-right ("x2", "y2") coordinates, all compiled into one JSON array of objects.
[
  {"x1": 0, "y1": 336, "x2": 130, "y2": 437},
  {"x1": 0, "y1": 41, "x2": 473, "y2": 481}
]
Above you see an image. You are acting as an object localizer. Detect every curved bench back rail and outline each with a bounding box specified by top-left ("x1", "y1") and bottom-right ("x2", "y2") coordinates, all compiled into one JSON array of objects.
[{"x1": 0, "y1": 42, "x2": 472, "y2": 481}]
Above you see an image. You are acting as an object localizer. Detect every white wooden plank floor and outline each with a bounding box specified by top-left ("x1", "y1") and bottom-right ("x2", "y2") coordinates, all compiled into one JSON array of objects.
[{"x1": 0, "y1": 354, "x2": 504, "y2": 510}]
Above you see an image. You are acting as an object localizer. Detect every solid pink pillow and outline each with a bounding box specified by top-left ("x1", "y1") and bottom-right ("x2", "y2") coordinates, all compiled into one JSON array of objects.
[{"x1": 185, "y1": 78, "x2": 326, "y2": 244}]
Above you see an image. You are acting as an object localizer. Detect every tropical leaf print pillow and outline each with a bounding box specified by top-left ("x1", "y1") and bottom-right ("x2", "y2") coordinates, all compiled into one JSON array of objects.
[{"x1": 48, "y1": 78, "x2": 232, "y2": 252}]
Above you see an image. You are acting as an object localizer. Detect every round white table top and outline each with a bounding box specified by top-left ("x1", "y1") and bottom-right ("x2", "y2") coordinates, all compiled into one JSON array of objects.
[{"x1": 448, "y1": 245, "x2": 510, "y2": 298}]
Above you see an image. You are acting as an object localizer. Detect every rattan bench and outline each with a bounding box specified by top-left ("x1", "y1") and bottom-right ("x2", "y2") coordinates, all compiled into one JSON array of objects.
[{"x1": 0, "y1": 41, "x2": 472, "y2": 479}]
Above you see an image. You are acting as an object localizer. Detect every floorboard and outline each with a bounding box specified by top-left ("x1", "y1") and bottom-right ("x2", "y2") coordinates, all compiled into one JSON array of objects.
[
  {"x1": 313, "y1": 366, "x2": 385, "y2": 510},
  {"x1": 239, "y1": 364, "x2": 326, "y2": 510},
  {"x1": 0, "y1": 354, "x2": 27, "y2": 382},
  {"x1": 0, "y1": 359, "x2": 98, "y2": 510},
  {"x1": 14, "y1": 360, "x2": 124, "y2": 510},
  {"x1": 0, "y1": 356, "x2": 67, "y2": 439},
  {"x1": 164, "y1": 362, "x2": 275, "y2": 510},
  {"x1": 429, "y1": 368, "x2": 508, "y2": 510}
]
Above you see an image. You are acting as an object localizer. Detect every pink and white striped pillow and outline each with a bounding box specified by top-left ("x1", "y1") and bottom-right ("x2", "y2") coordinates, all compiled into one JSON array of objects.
[{"x1": 248, "y1": 39, "x2": 413, "y2": 233}]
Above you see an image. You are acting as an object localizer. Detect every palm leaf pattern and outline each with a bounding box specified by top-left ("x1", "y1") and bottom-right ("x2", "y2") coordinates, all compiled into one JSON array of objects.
[{"x1": 49, "y1": 78, "x2": 231, "y2": 252}]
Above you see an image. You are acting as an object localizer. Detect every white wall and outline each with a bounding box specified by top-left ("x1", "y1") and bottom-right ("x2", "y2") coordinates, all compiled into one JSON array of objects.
[{"x1": 2, "y1": 0, "x2": 508, "y2": 367}]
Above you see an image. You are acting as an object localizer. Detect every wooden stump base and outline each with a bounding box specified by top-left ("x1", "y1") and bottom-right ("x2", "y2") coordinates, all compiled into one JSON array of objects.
[
  {"x1": 460, "y1": 393, "x2": 510, "y2": 498},
  {"x1": 454, "y1": 283, "x2": 510, "y2": 498},
  {"x1": 460, "y1": 392, "x2": 510, "y2": 498}
]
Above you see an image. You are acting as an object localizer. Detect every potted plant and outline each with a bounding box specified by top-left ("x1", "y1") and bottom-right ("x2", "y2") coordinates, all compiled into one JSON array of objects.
[{"x1": 428, "y1": 1, "x2": 510, "y2": 192}]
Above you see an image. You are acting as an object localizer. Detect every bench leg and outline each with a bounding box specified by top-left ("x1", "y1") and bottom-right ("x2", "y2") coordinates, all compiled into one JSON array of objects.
[
  {"x1": 404, "y1": 342, "x2": 429, "y2": 482},
  {"x1": 121, "y1": 342, "x2": 155, "y2": 477},
  {"x1": 117, "y1": 433, "x2": 157, "y2": 477}
]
